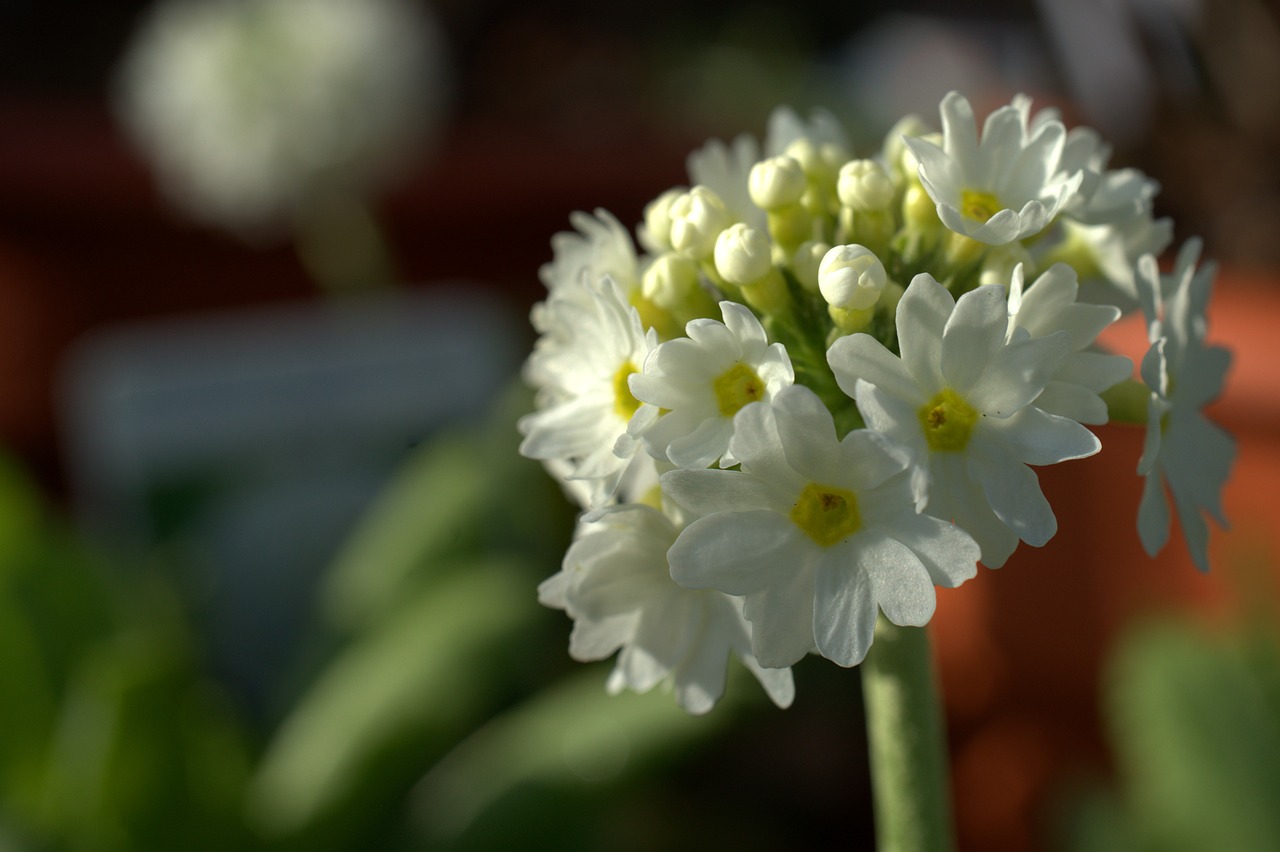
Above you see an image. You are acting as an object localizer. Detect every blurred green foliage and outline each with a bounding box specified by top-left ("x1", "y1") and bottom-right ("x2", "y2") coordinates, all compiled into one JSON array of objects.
[
  {"x1": 0, "y1": 385, "x2": 822, "y2": 851},
  {"x1": 1062, "y1": 615, "x2": 1280, "y2": 852}
]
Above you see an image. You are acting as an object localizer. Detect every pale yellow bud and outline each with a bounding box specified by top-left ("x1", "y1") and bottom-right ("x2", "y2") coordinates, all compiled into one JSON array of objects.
[
  {"x1": 837, "y1": 159, "x2": 894, "y2": 212},
  {"x1": 669, "y1": 186, "x2": 731, "y2": 260},
  {"x1": 791, "y1": 240, "x2": 830, "y2": 293},
  {"x1": 642, "y1": 187, "x2": 683, "y2": 251},
  {"x1": 714, "y1": 223, "x2": 773, "y2": 286},
  {"x1": 819, "y1": 244, "x2": 887, "y2": 311},
  {"x1": 748, "y1": 156, "x2": 807, "y2": 211}
]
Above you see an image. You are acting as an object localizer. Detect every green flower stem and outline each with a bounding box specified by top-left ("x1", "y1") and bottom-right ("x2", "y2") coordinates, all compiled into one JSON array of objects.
[
  {"x1": 863, "y1": 617, "x2": 955, "y2": 852},
  {"x1": 293, "y1": 195, "x2": 398, "y2": 296}
]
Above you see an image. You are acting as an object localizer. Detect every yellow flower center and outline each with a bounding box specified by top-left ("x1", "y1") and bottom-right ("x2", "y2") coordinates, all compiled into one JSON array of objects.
[
  {"x1": 919, "y1": 387, "x2": 979, "y2": 452},
  {"x1": 613, "y1": 361, "x2": 641, "y2": 420},
  {"x1": 960, "y1": 188, "x2": 1002, "y2": 223},
  {"x1": 713, "y1": 363, "x2": 765, "y2": 416},
  {"x1": 790, "y1": 482, "x2": 862, "y2": 547}
]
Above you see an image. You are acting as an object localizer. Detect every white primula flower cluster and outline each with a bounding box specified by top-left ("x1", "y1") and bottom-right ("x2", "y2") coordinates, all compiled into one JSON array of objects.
[
  {"x1": 521, "y1": 91, "x2": 1235, "y2": 714},
  {"x1": 115, "y1": 0, "x2": 447, "y2": 234}
]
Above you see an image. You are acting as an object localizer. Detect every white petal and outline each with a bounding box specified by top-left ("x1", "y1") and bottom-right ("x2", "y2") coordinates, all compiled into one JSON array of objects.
[
  {"x1": 881, "y1": 511, "x2": 980, "y2": 588},
  {"x1": 989, "y1": 405, "x2": 1101, "y2": 465},
  {"x1": 743, "y1": 574, "x2": 818, "y2": 668},
  {"x1": 896, "y1": 274, "x2": 954, "y2": 393},
  {"x1": 941, "y1": 285, "x2": 1009, "y2": 391},
  {"x1": 967, "y1": 331, "x2": 1070, "y2": 416},
  {"x1": 827, "y1": 333, "x2": 918, "y2": 402},
  {"x1": 852, "y1": 531, "x2": 937, "y2": 628},
  {"x1": 968, "y1": 438, "x2": 1057, "y2": 547},
  {"x1": 667, "y1": 510, "x2": 806, "y2": 595},
  {"x1": 660, "y1": 468, "x2": 777, "y2": 517},
  {"x1": 812, "y1": 550, "x2": 877, "y2": 667}
]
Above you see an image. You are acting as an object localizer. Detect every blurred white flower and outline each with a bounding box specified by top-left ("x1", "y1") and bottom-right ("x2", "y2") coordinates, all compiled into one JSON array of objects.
[
  {"x1": 116, "y1": 0, "x2": 448, "y2": 234},
  {"x1": 1135, "y1": 241, "x2": 1235, "y2": 572}
]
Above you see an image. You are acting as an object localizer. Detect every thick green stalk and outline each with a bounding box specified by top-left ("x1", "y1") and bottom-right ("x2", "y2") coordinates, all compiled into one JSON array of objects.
[{"x1": 862, "y1": 618, "x2": 954, "y2": 852}]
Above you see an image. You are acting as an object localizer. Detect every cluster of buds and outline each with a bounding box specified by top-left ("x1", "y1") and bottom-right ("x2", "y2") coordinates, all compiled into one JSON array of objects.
[{"x1": 520, "y1": 92, "x2": 1234, "y2": 714}]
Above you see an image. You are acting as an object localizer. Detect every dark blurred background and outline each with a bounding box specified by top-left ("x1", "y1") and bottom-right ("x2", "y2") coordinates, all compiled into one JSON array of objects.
[{"x1": 0, "y1": 1, "x2": 1278, "y2": 850}]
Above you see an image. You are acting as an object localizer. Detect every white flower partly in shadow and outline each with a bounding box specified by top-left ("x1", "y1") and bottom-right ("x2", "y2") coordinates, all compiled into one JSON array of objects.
[
  {"x1": 1134, "y1": 240, "x2": 1235, "y2": 571},
  {"x1": 539, "y1": 502, "x2": 794, "y2": 715}
]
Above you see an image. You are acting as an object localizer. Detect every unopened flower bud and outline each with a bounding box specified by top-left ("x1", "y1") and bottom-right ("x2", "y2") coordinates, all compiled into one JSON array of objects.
[
  {"x1": 714, "y1": 223, "x2": 773, "y2": 286},
  {"x1": 642, "y1": 251, "x2": 701, "y2": 310},
  {"x1": 669, "y1": 186, "x2": 731, "y2": 260},
  {"x1": 749, "y1": 156, "x2": 806, "y2": 211},
  {"x1": 838, "y1": 159, "x2": 894, "y2": 212},
  {"x1": 882, "y1": 114, "x2": 930, "y2": 181},
  {"x1": 791, "y1": 240, "x2": 830, "y2": 293},
  {"x1": 819, "y1": 244, "x2": 887, "y2": 311},
  {"x1": 642, "y1": 187, "x2": 683, "y2": 251}
]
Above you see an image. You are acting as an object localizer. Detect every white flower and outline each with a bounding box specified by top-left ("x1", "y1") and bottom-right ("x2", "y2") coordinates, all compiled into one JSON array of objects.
[
  {"x1": 663, "y1": 385, "x2": 979, "y2": 669},
  {"x1": 539, "y1": 503, "x2": 794, "y2": 714},
  {"x1": 115, "y1": 0, "x2": 446, "y2": 233},
  {"x1": 519, "y1": 278, "x2": 655, "y2": 509},
  {"x1": 538, "y1": 209, "x2": 640, "y2": 305},
  {"x1": 905, "y1": 91, "x2": 1084, "y2": 245},
  {"x1": 624, "y1": 301, "x2": 794, "y2": 469},
  {"x1": 1134, "y1": 241, "x2": 1235, "y2": 572},
  {"x1": 1006, "y1": 263, "x2": 1131, "y2": 425},
  {"x1": 827, "y1": 274, "x2": 1101, "y2": 567},
  {"x1": 1062, "y1": 213, "x2": 1175, "y2": 308}
]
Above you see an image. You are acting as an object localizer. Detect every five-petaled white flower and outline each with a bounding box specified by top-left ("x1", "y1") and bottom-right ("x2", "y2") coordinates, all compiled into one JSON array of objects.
[
  {"x1": 828, "y1": 274, "x2": 1101, "y2": 567},
  {"x1": 1134, "y1": 240, "x2": 1235, "y2": 572},
  {"x1": 906, "y1": 91, "x2": 1084, "y2": 245},
  {"x1": 539, "y1": 503, "x2": 795, "y2": 714},
  {"x1": 623, "y1": 301, "x2": 795, "y2": 469},
  {"x1": 663, "y1": 385, "x2": 979, "y2": 669}
]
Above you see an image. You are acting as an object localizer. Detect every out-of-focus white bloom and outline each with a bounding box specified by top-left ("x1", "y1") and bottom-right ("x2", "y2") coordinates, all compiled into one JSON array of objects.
[
  {"x1": 1134, "y1": 241, "x2": 1234, "y2": 572},
  {"x1": 538, "y1": 209, "x2": 640, "y2": 306},
  {"x1": 838, "y1": 159, "x2": 895, "y2": 212},
  {"x1": 540, "y1": 503, "x2": 794, "y2": 714},
  {"x1": 906, "y1": 91, "x2": 1083, "y2": 245},
  {"x1": 828, "y1": 274, "x2": 1101, "y2": 567},
  {"x1": 116, "y1": 0, "x2": 447, "y2": 234},
  {"x1": 624, "y1": 301, "x2": 794, "y2": 469},
  {"x1": 519, "y1": 279, "x2": 656, "y2": 509},
  {"x1": 663, "y1": 385, "x2": 978, "y2": 668},
  {"x1": 1006, "y1": 263, "x2": 1131, "y2": 424},
  {"x1": 1061, "y1": 214, "x2": 1175, "y2": 307},
  {"x1": 669, "y1": 186, "x2": 733, "y2": 261},
  {"x1": 748, "y1": 156, "x2": 808, "y2": 211}
]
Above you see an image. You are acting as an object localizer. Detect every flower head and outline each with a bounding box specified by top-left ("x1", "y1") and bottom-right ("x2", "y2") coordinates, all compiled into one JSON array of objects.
[
  {"x1": 828, "y1": 274, "x2": 1101, "y2": 567},
  {"x1": 625, "y1": 301, "x2": 794, "y2": 470},
  {"x1": 663, "y1": 385, "x2": 978, "y2": 668},
  {"x1": 1134, "y1": 241, "x2": 1235, "y2": 571},
  {"x1": 905, "y1": 91, "x2": 1084, "y2": 245},
  {"x1": 115, "y1": 0, "x2": 446, "y2": 234}
]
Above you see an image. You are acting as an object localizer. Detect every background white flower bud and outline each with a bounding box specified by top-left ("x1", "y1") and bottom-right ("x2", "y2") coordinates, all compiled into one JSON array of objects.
[
  {"x1": 748, "y1": 156, "x2": 807, "y2": 211},
  {"x1": 642, "y1": 187, "x2": 683, "y2": 251},
  {"x1": 819, "y1": 244, "x2": 887, "y2": 310},
  {"x1": 669, "y1": 186, "x2": 731, "y2": 260},
  {"x1": 714, "y1": 223, "x2": 773, "y2": 285},
  {"x1": 791, "y1": 240, "x2": 830, "y2": 293},
  {"x1": 838, "y1": 159, "x2": 894, "y2": 212},
  {"x1": 642, "y1": 252, "x2": 702, "y2": 309}
]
